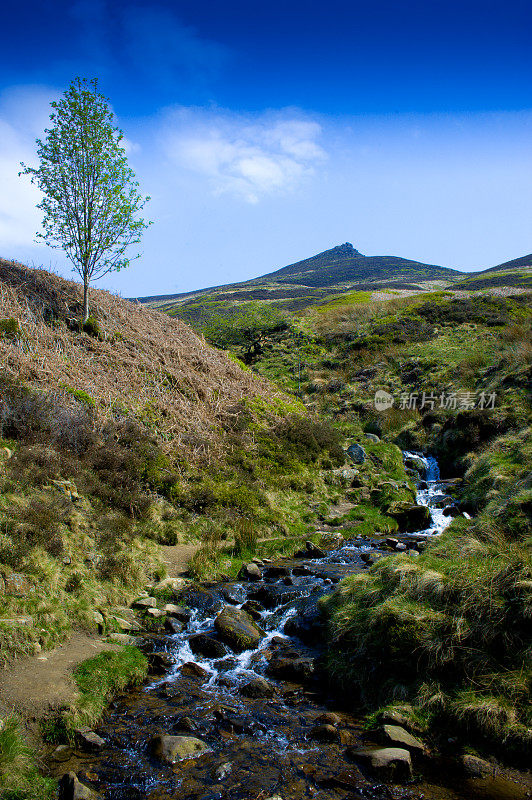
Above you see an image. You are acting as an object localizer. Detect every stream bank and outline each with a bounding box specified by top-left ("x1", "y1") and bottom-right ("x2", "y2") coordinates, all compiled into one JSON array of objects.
[{"x1": 48, "y1": 454, "x2": 532, "y2": 800}]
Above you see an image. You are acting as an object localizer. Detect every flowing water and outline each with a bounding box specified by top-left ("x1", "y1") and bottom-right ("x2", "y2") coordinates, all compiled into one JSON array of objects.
[{"x1": 50, "y1": 454, "x2": 528, "y2": 800}]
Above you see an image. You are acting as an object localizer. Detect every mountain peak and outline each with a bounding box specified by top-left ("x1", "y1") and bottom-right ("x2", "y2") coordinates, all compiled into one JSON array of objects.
[{"x1": 332, "y1": 242, "x2": 363, "y2": 257}]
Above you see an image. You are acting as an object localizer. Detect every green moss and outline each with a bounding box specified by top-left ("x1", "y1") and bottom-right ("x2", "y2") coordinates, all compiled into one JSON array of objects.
[
  {"x1": 0, "y1": 318, "x2": 21, "y2": 339},
  {"x1": 60, "y1": 384, "x2": 96, "y2": 408}
]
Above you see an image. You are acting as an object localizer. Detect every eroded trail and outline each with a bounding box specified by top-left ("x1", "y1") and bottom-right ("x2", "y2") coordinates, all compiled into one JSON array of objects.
[{"x1": 50, "y1": 456, "x2": 527, "y2": 800}]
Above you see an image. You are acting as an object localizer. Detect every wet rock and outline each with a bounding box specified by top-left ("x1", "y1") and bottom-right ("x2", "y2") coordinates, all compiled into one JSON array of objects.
[
  {"x1": 148, "y1": 652, "x2": 174, "y2": 672},
  {"x1": 249, "y1": 584, "x2": 300, "y2": 609},
  {"x1": 150, "y1": 734, "x2": 209, "y2": 764},
  {"x1": 165, "y1": 618, "x2": 184, "y2": 634},
  {"x1": 360, "y1": 552, "x2": 374, "y2": 565},
  {"x1": 305, "y1": 541, "x2": 327, "y2": 558},
  {"x1": 381, "y1": 724, "x2": 426, "y2": 754},
  {"x1": 309, "y1": 723, "x2": 339, "y2": 742},
  {"x1": 238, "y1": 562, "x2": 262, "y2": 581},
  {"x1": 395, "y1": 542, "x2": 407, "y2": 551},
  {"x1": 186, "y1": 587, "x2": 221, "y2": 612},
  {"x1": 239, "y1": 677, "x2": 276, "y2": 698},
  {"x1": 132, "y1": 596, "x2": 157, "y2": 610},
  {"x1": 346, "y1": 443, "x2": 366, "y2": 465},
  {"x1": 189, "y1": 633, "x2": 228, "y2": 658},
  {"x1": 364, "y1": 433, "x2": 380, "y2": 443},
  {"x1": 442, "y1": 505, "x2": 460, "y2": 517},
  {"x1": 214, "y1": 762, "x2": 232, "y2": 781},
  {"x1": 388, "y1": 503, "x2": 431, "y2": 532},
  {"x1": 222, "y1": 585, "x2": 246, "y2": 604},
  {"x1": 174, "y1": 716, "x2": 196, "y2": 732},
  {"x1": 460, "y1": 754, "x2": 493, "y2": 778},
  {"x1": 348, "y1": 746, "x2": 412, "y2": 781},
  {"x1": 179, "y1": 662, "x2": 210, "y2": 680},
  {"x1": 292, "y1": 565, "x2": 312, "y2": 576},
  {"x1": 267, "y1": 656, "x2": 316, "y2": 682},
  {"x1": 58, "y1": 772, "x2": 98, "y2": 799},
  {"x1": 75, "y1": 728, "x2": 105, "y2": 750},
  {"x1": 404, "y1": 455, "x2": 426, "y2": 473},
  {"x1": 264, "y1": 565, "x2": 291, "y2": 579},
  {"x1": 385, "y1": 537, "x2": 399, "y2": 549},
  {"x1": 215, "y1": 606, "x2": 264, "y2": 652},
  {"x1": 51, "y1": 745, "x2": 73, "y2": 762},
  {"x1": 284, "y1": 602, "x2": 324, "y2": 644},
  {"x1": 315, "y1": 712, "x2": 341, "y2": 725},
  {"x1": 240, "y1": 600, "x2": 264, "y2": 622}
]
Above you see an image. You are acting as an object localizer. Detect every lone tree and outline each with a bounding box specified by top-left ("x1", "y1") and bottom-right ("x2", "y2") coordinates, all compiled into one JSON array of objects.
[{"x1": 20, "y1": 77, "x2": 151, "y2": 323}]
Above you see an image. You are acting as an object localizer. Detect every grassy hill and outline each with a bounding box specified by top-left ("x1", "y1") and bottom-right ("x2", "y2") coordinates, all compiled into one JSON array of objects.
[
  {"x1": 454, "y1": 252, "x2": 532, "y2": 291},
  {"x1": 136, "y1": 242, "x2": 464, "y2": 324}
]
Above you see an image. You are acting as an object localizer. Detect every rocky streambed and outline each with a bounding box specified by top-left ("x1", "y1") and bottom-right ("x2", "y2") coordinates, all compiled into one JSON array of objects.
[{"x1": 49, "y1": 455, "x2": 531, "y2": 800}]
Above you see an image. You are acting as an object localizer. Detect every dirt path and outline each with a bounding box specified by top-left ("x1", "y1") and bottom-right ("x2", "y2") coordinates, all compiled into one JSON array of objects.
[
  {"x1": 0, "y1": 545, "x2": 198, "y2": 733},
  {"x1": 160, "y1": 543, "x2": 199, "y2": 576},
  {"x1": 0, "y1": 632, "x2": 122, "y2": 743}
]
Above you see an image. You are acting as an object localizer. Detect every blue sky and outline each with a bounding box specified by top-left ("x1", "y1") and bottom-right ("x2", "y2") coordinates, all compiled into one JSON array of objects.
[{"x1": 1, "y1": 0, "x2": 531, "y2": 295}]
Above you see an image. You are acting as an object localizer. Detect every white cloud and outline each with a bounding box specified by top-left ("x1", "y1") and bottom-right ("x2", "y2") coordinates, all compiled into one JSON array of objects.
[
  {"x1": 0, "y1": 87, "x2": 56, "y2": 249},
  {"x1": 161, "y1": 109, "x2": 327, "y2": 203}
]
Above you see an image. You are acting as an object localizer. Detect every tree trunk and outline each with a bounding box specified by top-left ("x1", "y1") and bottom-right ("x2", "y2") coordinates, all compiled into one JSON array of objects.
[{"x1": 82, "y1": 280, "x2": 89, "y2": 324}]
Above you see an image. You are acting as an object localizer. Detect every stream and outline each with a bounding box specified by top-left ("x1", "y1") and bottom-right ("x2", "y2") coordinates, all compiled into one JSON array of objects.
[{"x1": 50, "y1": 454, "x2": 526, "y2": 800}]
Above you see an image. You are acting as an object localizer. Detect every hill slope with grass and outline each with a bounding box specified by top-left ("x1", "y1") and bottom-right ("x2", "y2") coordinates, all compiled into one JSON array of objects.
[
  {"x1": 454, "y1": 252, "x2": 532, "y2": 291},
  {"x1": 136, "y1": 242, "x2": 464, "y2": 324},
  {"x1": 0, "y1": 258, "x2": 347, "y2": 663},
  {"x1": 194, "y1": 281, "x2": 532, "y2": 762}
]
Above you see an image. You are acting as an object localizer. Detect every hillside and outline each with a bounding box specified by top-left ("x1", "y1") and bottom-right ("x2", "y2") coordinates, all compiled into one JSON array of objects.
[
  {"x1": 0, "y1": 258, "x2": 346, "y2": 666},
  {"x1": 137, "y1": 242, "x2": 464, "y2": 324},
  {"x1": 454, "y1": 252, "x2": 532, "y2": 290}
]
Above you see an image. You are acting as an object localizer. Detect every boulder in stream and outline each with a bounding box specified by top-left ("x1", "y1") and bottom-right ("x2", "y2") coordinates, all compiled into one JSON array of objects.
[
  {"x1": 239, "y1": 677, "x2": 276, "y2": 698},
  {"x1": 215, "y1": 606, "x2": 265, "y2": 652},
  {"x1": 189, "y1": 633, "x2": 228, "y2": 658},
  {"x1": 267, "y1": 656, "x2": 316, "y2": 682},
  {"x1": 238, "y1": 562, "x2": 262, "y2": 581},
  {"x1": 348, "y1": 746, "x2": 412, "y2": 781},
  {"x1": 58, "y1": 772, "x2": 99, "y2": 799},
  {"x1": 381, "y1": 724, "x2": 427, "y2": 755},
  {"x1": 150, "y1": 734, "x2": 209, "y2": 764},
  {"x1": 387, "y1": 503, "x2": 431, "y2": 532}
]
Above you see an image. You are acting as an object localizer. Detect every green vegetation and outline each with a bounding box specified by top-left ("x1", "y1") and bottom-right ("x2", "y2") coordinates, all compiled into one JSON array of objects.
[{"x1": 0, "y1": 716, "x2": 56, "y2": 800}]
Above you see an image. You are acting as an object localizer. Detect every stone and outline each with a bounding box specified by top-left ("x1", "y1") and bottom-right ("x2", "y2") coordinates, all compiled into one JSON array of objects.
[
  {"x1": 150, "y1": 734, "x2": 209, "y2": 764},
  {"x1": 153, "y1": 577, "x2": 188, "y2": 593},
  {"x1": 385, "y1": 537, "x2": 399, "y2": 548},
  {"x1": 107, "y1": 633, "x2": 137, "y2": 645},
  {"x1": 315, "y1": 712, "x2": 341, "y2": 725},
  {"x1": 146, "y1": 608, "x2": 166, "y2": 619},
  {"x1": 442, "y1": 505, "x2": 460, "y2": 517},
  {"x1": 214, "y1": 762, "x2": 232, "y2": 781},
  {"x1": 460, "y1": 754, "x2": 492, "y2": 778},
  {"x1": 179, "y1": 661, "x2": 210, "y2": 680},
  {"x1": 267, "y1": 656, "x2": 315, "y2": 682},
  {"x1": 163, "y1": 603, "x2": 184, "y2": 616},
  {"x1": 364, "y1": 433, "x2": 380, "y2": 442},
  {"x1": 58, "y1": 772, "x2": 98, "y2": 800},
  {"x1": 241, "y1": 600, "x2": 263, "y2": 621},
  {"x1": 388, "y1": 503, "x2": 432, "y2": 532},
  {"x1": 309, "y1": 724, "x2": 339, "y2": 742},
  {"x1": 348, "y1": 746, "x2": 412, "y2": 781},
  {"x1": 239, "y1": 677, "x2": 275, "y2": 698},
  {"x1": 395, "y1": 543, "x2": 407, "y2": 551},
  {"x1": 165, "y1": 618, "x2": 184, "y2": 634},
  {"x1": 238, "y1": 562, "x2": 262, "y2": 581},
  {"x1": 214, "y1": 606, "x2": 264, "y2": 652},
  {"x1": 111, "y1": 616, "x2": 141, "y2": 632},
  {"x1": 346, "y1": 443, "x2": 366, "y2": 465},
  {"x1": 149, "y1": 652, "x2": 174, "y2": 672},
  {"x1": 0, "y1": 447, "x2": 13, "y2": 460},
  {"x1": 189, "y1": 633, "x2": 227, "y2": 659},
  {"x1": 51, "y1": 745, "x2": 73, "y2": 762},
  {"x1": 305, "y1": 541, "x2": 327, "y2": 558},
  {"x1": 381, "y1": 724, "x2": 426, "y2": 754},
  {"x1": 75, "y1": 728, "x2": 105, "y2": 750},
  {"x1": 132, "y1": 596, "x2": 157, "y2": 609}
]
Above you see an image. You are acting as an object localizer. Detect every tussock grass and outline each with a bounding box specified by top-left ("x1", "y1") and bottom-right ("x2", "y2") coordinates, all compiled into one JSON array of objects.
[{"x1": 0, "y1": 716, "x2": 56, "y2": 799}]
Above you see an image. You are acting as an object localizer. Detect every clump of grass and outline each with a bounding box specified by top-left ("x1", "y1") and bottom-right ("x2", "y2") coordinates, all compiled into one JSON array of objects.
[
  {"x1": 0, "y1": 716, "x2": 56, "y2": 799},
  {"x1": 65, "y1": 647, "x2": 148, "y2": 733}
]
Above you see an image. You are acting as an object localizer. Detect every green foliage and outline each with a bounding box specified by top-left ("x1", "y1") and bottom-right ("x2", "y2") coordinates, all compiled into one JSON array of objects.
[
  {"x1": 0, "y1": 716, "x2": 56, "y2": 799},
  {"x1": 0, "y1": 318, "x2": 21, "y2": 340},
  {"x1": 61, "y1": 384, "x2": 96, "y2": 408},
  {"x1": 19, "y1": 77, "x2": 151, "y2": 321},
  {"x1": 82, "y1": 315, "x2": 103, "y2": 339},
  {"x1": 68, "y1": 647, "x2": 148, "y2": 731}
]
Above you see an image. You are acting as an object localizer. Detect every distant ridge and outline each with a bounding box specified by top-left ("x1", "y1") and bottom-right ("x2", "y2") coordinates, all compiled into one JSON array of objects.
[{"x1": 136, "y1": 242, "x2": 462, "y2": 305}]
